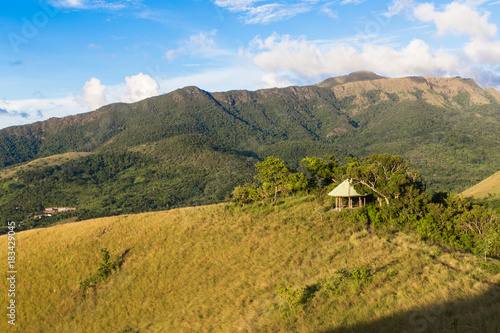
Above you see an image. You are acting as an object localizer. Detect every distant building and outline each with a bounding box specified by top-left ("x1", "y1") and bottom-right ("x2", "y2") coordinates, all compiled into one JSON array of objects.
[{"x1": 42, "y1": 207, "x2": 76, "y2": 216}]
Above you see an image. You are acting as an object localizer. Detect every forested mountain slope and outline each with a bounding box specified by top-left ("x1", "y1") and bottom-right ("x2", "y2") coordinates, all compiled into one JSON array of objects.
[{"x1": 1, "y1": 72, "x2": 499, "y2": 227}]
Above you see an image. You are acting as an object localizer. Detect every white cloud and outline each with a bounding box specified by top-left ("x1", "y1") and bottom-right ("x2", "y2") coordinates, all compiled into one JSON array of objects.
[
  {"x1": 164, "y1": 30, "x2": 234, "y2": 61},
  {"x1": 384, "y1": 0, "x2": 414, "y2": 17},
  {"x1": 340, "y1": 0, "x2": 366, "y2": 4},
  {"x1": 213, "y1": 0, "x2": 317, "y2": 24},
  {"x1": 79, "y1": 73, "x2": 159, "y2": 110},
  {"x1": 82, "y1": 77, "x2": 107, "y2": 110},
  {"x1": 213, "y1": 0, "x2": 268, "y2": 12},
  {"x1": 189, "y1": 30, "x2": 217, "y2": 48},
  {"x1": 164, "y1": 48, "x2": 185, "y2": 61},
  {"x1": 464, "y1": 39, "x2": 500, "y2": 63},
  {"x1": 320, "y1": 7, "x2": 338, "y2": 19},
  {"x1": 0, "y1": 72, "x2": 161, "y2": 129},
  {"x1": 52, "y1": 0, "x2": 85, "y2": 8},
  {"x1": 413, "y1": 2, "x2": 497, "y2": 39},
  {"x1": 124, "y1": 73, "x2": 159, "y2": 103},
  {"x1": 0, "y1": 96, "x2": 87, "y2": 129},
  {"x1": 250, "y1": 33, "x2": 459, "y2": 86},
  {"x1": 156, "y1": 66, "x2": 263, "y2": 93},
  {"x1": 50, "y1": 0, "x2": 142, "y2": 10}
]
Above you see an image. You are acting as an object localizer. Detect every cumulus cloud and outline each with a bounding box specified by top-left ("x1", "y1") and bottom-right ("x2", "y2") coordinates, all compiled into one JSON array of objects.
[
  {"x1": 250, "y1": 33, "x2": 459, "y2": 87},
  {"x1": 82, "y1": 77, "x2": 107, "y2": 110},
  {"x1": 413, "y1": 2, "x2": 496, "y2": 39},
  {"x1": 124, "y1": 73, "x2": 159, "y2": 103},
  {"x1": 464, "y1": 39, "x2": 500, "y2": 64},
  {"x1": 79, "y1": 73, "x2": 160, "y2": 109},
  {"x1": 0, "y1": 72, "x2": 162, "y2": 129}
]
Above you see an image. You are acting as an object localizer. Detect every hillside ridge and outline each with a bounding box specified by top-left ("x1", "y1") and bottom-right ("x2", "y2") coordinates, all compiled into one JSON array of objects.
[
  {"x1": 0, "y1": 71, "x2": 499, "y2": 226},
  {"x1": 462, "y1": 170, "x2": 500, "y2": 200},
  {"x1": 1, "y1": 198, "x2": 499, "y2": 332}
]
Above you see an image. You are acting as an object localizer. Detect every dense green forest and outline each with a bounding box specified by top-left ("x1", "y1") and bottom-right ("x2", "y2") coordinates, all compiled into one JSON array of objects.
[
  {"x1": 1, "y1": 73, "x2": 499, "y2": 232},
  {"x1": 0, "y1": 135, "x2": 257, "y2": 233}
]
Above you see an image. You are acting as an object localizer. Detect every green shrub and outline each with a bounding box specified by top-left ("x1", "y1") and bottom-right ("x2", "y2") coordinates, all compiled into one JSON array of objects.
[{"x1": 80, "y1": 248, "x2": 117, "y2": 297}]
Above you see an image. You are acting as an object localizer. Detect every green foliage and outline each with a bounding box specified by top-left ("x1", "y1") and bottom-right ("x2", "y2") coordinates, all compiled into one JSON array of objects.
[
  {"x1": 275, "y1": 281, "x2": 321, "y2": 314},
  {"x1": 363, "y1": 90, "x2": 381, "y2": 104},
  {"x1": 352, "y1": 191, "x2": 500, "y2": 259},
  {"x1": 231, "y1": 183, "x2": 261, "y2": 206},
  {"x1": 453, "y1": 90, "x2": 471, "y2": 107},
  {"x1": 351, "y1": 265, "x2": 373, "y2": 282},
  {"x1": 459, "y1": 205, "x2": 500, "y2": 259},
  {"x1": 0, "y1": 137, "x2": 257, "y2": 233},
  {"x1": 276, "y1": 282, "x2": 303, "y2": 309},
  {"x1": 233, "y1": 156, "x2": 308, "y2": 206},
  {"x1": 347, "y1": 153, "x2": 424, "y2": 207},
  {"x1": 301, "y1": 154, "x2": 341, "y2": 188},
  {"x1": 80, "y1": 248, "x2": 117, "y2": 298}
]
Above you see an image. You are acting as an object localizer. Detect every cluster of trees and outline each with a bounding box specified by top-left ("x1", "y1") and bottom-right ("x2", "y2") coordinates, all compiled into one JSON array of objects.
[
  {"x1": 231, "y1": 157, "x2": 307, "y2": 206},
  {"x1": 231, "y1": 153, "x2": 500, "y2": 259},
  {"x1": 232, "y1": 153, "x2": 424, "y2": 209}
]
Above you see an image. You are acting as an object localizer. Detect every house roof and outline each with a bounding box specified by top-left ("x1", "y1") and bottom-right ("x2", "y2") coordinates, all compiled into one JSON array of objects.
[{"x1": 327, "y1": 179, "x2": 366, "y2": 197}]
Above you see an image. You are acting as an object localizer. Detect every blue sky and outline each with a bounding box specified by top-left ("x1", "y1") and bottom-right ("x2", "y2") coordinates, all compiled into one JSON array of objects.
[{"x1": 1, "y1": 0, "x2": 500, "y2": 128}]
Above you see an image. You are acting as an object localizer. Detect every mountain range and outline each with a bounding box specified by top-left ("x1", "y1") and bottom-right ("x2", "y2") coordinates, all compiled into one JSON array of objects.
[{"x1": 1, "y1": 71, "x2": 499, "y2": 227}]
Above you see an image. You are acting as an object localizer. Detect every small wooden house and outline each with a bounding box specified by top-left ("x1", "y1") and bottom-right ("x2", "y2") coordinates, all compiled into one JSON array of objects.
[{"x1": 328, "y1": 178, "x2": 367, "y2": 210}]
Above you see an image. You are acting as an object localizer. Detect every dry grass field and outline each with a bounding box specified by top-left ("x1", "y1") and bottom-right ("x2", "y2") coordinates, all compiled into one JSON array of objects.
[
  {"x1": 1, "y1": 196, "x2": 499, "y2": 332},
  {"x1": 462, "y1": 171, "x2": 500, "y2": 201}
]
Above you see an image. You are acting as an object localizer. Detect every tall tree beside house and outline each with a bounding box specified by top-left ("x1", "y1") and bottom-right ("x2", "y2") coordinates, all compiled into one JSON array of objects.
[{"x1": 346, "y1": 154, "x2": 424, "y2": 207}]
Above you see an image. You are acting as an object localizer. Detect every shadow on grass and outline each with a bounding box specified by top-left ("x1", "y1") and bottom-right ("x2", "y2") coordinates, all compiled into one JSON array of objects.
[{"x1": 319, "y1": 283, "x2": 500, "y2": 333}]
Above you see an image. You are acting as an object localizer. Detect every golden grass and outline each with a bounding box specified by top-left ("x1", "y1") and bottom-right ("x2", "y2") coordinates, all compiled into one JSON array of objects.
[
  {"x1": 0, "y1": 152, "x2": 92, "y2": 180},
  {"x1": 462, "y1": 171, "x2": 500, "y2": 200},
  {"x1": 0, "y1": 196, "x2": 499, "y2": 332}
]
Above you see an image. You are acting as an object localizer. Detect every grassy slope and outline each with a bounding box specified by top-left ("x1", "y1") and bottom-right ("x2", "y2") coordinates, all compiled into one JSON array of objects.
[
  {"x1": 1, "y1": 197, "x2": 499, "y2": 332},
  {"x1": 0, "y1": 152, "x2": 92, "y2": 180},
  {"x1": 462, "y1": 171, "x2": 500, "y2": 200}
]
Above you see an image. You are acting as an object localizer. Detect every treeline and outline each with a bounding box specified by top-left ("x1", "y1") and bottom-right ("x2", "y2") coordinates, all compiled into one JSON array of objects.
[{"x1": 231, "y1": 153, "x2": 500, "y2": 259}]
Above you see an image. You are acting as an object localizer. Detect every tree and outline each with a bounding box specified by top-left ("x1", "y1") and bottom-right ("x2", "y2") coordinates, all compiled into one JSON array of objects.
[
  {"x1": 231, "y1": 183, "x2": 261, "y2": 206},
  {"x1": 459, "y1": 205, "x2": 500, "y2": 260},
  {"x1": 255, "y1": 156, "x2": 307, "y2": 205},
  {"x1": 347, "y1": 154, "x2": 424, "y2": 207},
  {"x1": 301, "y1": 155, "x2": 341, "y2": 188}
]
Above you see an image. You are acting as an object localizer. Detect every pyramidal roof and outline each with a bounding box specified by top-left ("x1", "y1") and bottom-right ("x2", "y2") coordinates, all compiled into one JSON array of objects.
[{"x1": 328, "y1": 179, "x2": 365, "y2": 197}]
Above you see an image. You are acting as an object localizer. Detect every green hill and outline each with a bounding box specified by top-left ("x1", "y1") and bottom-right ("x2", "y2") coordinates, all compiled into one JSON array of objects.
[
  {"x1": 462, "y1": 171, "x2": 500, "y2": 201},
  {"x1": 1, "y1": 72, "x2": 499, "y2": 229},
  {"x1": 1, "y1": 197, "x2": 499, "y2": 332}
]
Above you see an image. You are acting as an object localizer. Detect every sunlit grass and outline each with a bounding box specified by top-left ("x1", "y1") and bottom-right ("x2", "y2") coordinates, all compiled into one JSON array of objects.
[
  {"x1": 0, "y1": 196, "x2": 499, "y2": 332},
  {"x1": 462, "y1": 170, "x2": 500, "y2": 200},
  {"x1": 0, "y1": 152, "x2": 92, "y2": 180}
]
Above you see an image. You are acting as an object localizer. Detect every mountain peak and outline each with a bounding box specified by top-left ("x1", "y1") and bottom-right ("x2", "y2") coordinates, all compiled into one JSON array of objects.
[{"x1": 315, "y1": 71, "x2": 385, "y2": 88}]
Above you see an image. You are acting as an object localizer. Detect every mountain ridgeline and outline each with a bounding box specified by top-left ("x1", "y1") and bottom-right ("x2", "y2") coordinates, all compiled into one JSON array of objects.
[{"x1": 0, "y1": 71, "x2": 499, "y2": 225}]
